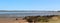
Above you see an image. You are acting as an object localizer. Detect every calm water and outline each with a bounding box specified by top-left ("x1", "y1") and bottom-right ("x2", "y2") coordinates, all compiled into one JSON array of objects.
[{"x1": 0, "y1": 11, "x2": 60, "y2": 17}]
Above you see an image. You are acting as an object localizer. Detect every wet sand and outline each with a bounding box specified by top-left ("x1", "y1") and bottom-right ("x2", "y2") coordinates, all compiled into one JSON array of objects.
[
  {"x1": 0, "y1": 18, "x2": 17, "y2": 23},
  {"x1": 0, "y1": 18, "x2": 28, "y2": 23}
]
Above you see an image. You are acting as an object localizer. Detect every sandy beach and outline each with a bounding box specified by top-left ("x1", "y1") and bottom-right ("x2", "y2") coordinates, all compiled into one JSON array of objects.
[{"x1": 0, "y1": 18, "x2": 29, "y2": 23}]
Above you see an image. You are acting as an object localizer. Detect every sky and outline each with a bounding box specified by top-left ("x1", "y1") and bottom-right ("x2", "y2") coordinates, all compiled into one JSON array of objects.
[{"x1": 0, "y1": 0, "x2": 60, "y2": 11}]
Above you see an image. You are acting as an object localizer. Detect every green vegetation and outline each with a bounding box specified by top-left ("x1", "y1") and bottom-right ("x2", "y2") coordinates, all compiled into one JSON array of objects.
[{"x1": 24, "y1": 15, "x2": 60, "y2": 23}]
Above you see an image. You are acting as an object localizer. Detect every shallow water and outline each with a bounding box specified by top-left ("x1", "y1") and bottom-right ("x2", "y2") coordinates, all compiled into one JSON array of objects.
[{"x1": 0, "y1": 11, "x2": 60, "y2": 17}]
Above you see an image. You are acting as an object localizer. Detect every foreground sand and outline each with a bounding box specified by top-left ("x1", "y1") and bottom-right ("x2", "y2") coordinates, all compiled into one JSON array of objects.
[
  {"x1": 0, "y1": 18, "x2": 29, "y2": 23},
  {"x1": 0, "y1": 18, "x2": 60, "y2": 23},
  {"x1": 0, "y1": 18, "x2": 17, "y2": 23}
]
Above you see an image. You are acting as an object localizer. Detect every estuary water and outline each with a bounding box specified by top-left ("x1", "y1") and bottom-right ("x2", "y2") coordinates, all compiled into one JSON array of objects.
[{"x1": 0, "y1": 11, "x2": 60, "y2": 17}]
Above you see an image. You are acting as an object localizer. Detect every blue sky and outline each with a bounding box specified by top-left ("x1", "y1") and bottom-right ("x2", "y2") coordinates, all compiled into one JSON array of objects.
[{"x1": 0, "y1": 0, "x2": 60, "y2": 11}]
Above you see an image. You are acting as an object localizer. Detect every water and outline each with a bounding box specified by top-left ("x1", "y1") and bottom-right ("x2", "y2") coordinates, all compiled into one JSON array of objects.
[{"x1": 0, "y1": 11, "x2": 60, "y2": 17}]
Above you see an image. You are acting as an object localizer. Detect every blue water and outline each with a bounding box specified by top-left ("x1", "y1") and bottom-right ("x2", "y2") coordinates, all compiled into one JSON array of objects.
[{"x1": 0, "y1": 11, "x2": 60, "y2": 17}]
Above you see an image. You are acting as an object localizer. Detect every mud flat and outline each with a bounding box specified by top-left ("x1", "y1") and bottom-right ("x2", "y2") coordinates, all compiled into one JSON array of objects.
[
  {"x1": 0, "y1": 18, "x2": 29, "y2": 23},
  {"x1": 0, "y1": 18, "x2": 17, "y2": 23}
]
